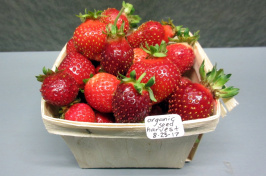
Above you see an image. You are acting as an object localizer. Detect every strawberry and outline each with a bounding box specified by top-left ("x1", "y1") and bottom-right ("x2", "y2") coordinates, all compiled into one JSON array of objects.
[
  {"x1": 168, "y1": 61, "x2": 239, "y2": 121},
  {"x1": 126, "y1": 41, "x2": 181, "y2": 104},
  {"x1": 100, "y1": 8, "x2": 130, "y2": 34},
  {"x1": 66, "y1": 38, "x2": 77, "y2": 54},
  {"x1": 133, "y1": 48, "x2": 148, "y2": 63},
  {"x1": 36, "y1": 67, "x2": 79, "y2": 106},
  {"x1": 166, "y1": 43, "x2": 195, "y2": 75},
  {"x1": 64, "y1": 103, "x2": 96, "y2": 122},
  {"x1": 58, "y1": 52, "x2": 95, "y2": 89},
  {"x1": 112, "y1": 71, "x2": 156, "y2": 123},
  {"x1": 73, "y1": 12, "x2": 107, "y2": 61},
  {"x1": 84, "y1": 72, "x2": 120, "y2": 113},
  {"x1": 127, "y1": 20, "x2": 165, "y2": 48},
  {"x1": 100, "y1": 6, "x2": 134, "y2": 76},
  {"x1": 161, "y1": 19, "x2": 176, "y2": 43},
  {"x1": 95, "y1": 111, "x2": 115, "y2": 123}
]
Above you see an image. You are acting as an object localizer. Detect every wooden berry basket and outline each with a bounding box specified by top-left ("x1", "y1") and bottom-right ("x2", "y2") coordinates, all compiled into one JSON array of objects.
[{"x1": 41, "y1": 41, "x2": 238, "y2": 168}]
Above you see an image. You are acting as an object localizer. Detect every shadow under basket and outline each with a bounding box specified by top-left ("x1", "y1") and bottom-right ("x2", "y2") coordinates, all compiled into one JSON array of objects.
[{"x1": 41, "y1": 41, "x2": 238, "y2": 168}]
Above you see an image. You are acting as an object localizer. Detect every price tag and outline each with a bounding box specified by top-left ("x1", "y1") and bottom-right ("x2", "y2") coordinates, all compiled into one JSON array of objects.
[{"x1": 145, "y1": 114, "x2": 184, "y2": 139}]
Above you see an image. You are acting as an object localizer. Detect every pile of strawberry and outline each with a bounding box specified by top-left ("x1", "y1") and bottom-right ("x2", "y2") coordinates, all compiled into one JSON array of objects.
[{"x1": 36, "y1": 2, "x2": 239, "y2": 123}]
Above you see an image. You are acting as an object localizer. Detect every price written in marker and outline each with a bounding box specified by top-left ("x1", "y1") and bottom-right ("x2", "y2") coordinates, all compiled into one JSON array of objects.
[{"x1": 145, "y1": 114, "x2": 185, "y2": 139}]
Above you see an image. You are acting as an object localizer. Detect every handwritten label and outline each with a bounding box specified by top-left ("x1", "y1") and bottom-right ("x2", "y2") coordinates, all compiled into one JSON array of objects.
[{"x1": 145, "y1": 114, "x2": 184, "y2": 139}]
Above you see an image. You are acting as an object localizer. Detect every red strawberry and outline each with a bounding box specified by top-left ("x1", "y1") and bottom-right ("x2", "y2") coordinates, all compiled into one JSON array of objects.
[
  {"x1": 36, "y1": 67, "x2": 79, "y2": 106},
  {"x1": 95, "y1": 111, "x2": 115, "y2": 123},
  {"x1": 84, "y1": 72, "x2": 120, "y2": 113},
  {"x1": 58, "y1": 52, "x2": 95, "y2": 89},
  {"x1": 126, "y1": 41, "x2": 181, "y2": 104},
  {"x1": 133, "y1": 48, "x2": 148, "y2": 63},
  {"x1": 168, "y1": 61, "x2": 239, "y2": 121},
  {"x1": 112, "y1": 71, "x2": 156, "y2": 123},
  {"x1": 166, "y1": 43, "x2": 195, "y2": 74},
  {"x1": 64, "y1": 103, "x2": 96, "y2": 122},
  {"x1": 73, "y1": 14, "x2": 107, "y2": 61},
  {"x1": 100, "y1": 7, "x2": 134, "y2": 76},
  {"x1": 100, "y1": 8, "x2": 130, "y2": 34},
  {"x1": 66, "y1": 38, "x2": 77, "y2": 54},
  {"x1": 127, "y1": 20, "x2": 165, "y2": 48},
  {"x1": 161, "y1": 19, "x2": 176, "y2": 43}
]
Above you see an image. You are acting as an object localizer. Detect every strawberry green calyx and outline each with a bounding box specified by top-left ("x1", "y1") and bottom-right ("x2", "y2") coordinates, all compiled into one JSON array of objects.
[
  {"x1": 169, "y1": 25, "x2": 200, "y2": 46},
  {"x1": 119, "y1": 70, "x2": 157, "y2": 102},
  {"x1": 142, "y1": 40, "x2": 168, "y2": 57},
  {"x1": 76, "y1": 9, "x2": 102, "y2": 22},
  {"x1": 122, "y1": 1, "x2": 141, "y2": 28},
  {"x1": 199, "y1": 60, "x2": 239, "y2": 99},
  {"x1": 36, "y1": 67, "x2": 61, "y2": 82}
]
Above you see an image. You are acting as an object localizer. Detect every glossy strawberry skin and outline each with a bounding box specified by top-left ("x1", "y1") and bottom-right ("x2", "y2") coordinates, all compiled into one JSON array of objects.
[
  {"x1": 127, "y1": 21, "x2": 165, "y2": 48},
  {"x1": 127, "y1": 58, "x2": 181, "y2": 104},
  {"x1": 84, "y1": 73, "x2": 120, "y2": 113},
  {"x1": 95, "y1": 111, "x2": 115, "y2": 123},
  {"x1": 168, "y1": 81, "x2": 215, "y2": 121},
  {"x1": 112, "y1": 83, "x2": 152, "y2": 123},
  {"x1": 100, "y1": 37, "x2": 134, "y2": 76},
  {"x1": 58, "y1": 52, "x2": 95, "y2": 89},
  {"x1": 40, "y1": 72, "x2": 79, "y2": 107},
  {"x1": 162, "y1": 24, "x2": 175, "y2": 43},
  {"x1": 100, "y1": 8, "x2": 130, "y2": 34},
  {"x1": 66, "y1": 38, "x2": 77, "y2": 54},
  {"x1": 64, "y1": 103, "x2": 96, "y2": 122},
  {"x1": 133, "y1": 48, "x2": 148, "y2": 64},
  {"x1": 73, "y1": 19, "x2": 107, "y2": 61},
  {"x1": 166, "y1": 43, "x2": 195, "y2": 74}
]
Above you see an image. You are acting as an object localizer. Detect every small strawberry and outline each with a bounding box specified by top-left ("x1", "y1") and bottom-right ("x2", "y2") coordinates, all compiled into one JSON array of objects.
[
  {"x1": 73, "y1": 11, "x2": 107, "y2": 61},
  {"x1": 78, "y1": 2, "x2": 140, "y2": 34},
  {"x1": 127, "y1": 20, "x2": 165, "y2": 48},
  {"x1": 161, "y1": 19, "x2": 176, "y2": 43},
  {"x1": 166, "y1": 43, "x2": 195, "y2": 75},
  {"x1": 58, "y1": 52, "x2": 95, "y2": 89},
  {"x1": 64, "y1": 103, "x2": 96, "y2": 122},
  {"x1": 168, "y1": 61, "x2": 239, "y2": 121},
  {"x1": 100, "y1": 6, "x2": 134, "y2": 76},
  {"x1": 133, "y1": 48, "x2": 148, "y2": 63},
  {"x1": 84, "y1": 72, "x2": 120, "y2": 113},
  {"x1": 169, "y1": 25, "x2": 200, "y2": 46},
  {"x1": 112, "y1": 71, "x2": 156, "y2": 123},
  {"x1": 36, "y1": 67, "x2": 79, "y2": 107},
  {"x1": 126, "y1": 41, "x2": 181, "y2": 104},
  {"x1": 95, "y1": 111, "x2": 115, "y2": 123},
  {"x1": 66, "y1": 38, "x2": 77, "y2": 54}
]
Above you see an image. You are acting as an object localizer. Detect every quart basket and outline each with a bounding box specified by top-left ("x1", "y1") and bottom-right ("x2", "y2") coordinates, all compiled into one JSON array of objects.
[{"x1": 41, "y1": 41, "x2": 238, "y2": 168}]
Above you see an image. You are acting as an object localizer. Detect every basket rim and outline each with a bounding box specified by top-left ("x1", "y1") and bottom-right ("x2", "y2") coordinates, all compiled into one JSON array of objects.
[{"x1": 41, "y1": 98, "x2": 221, "y2": 129}]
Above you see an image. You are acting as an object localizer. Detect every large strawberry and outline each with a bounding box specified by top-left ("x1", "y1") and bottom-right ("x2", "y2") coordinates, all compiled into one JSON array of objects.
[
  {"x1": 64, "y1": 103, "x2": 96, "y2": 122},
  {"x1": 112, "y1": 71, "x2": 156, "y2": 123},
  {"x1": 166, "y1": 43, "x2": 195, "y2": 75},
  {"x1": 84, "y1": 72, "x2": 120, "y2": 113},
  {"x1": 100, "y1": 6, "x2": 134, "y2": 76},
  {"x1": 36, "y1": 67, "x2": 79, "y2": 106},
  {"x1": 127, "y1": 20, "x2": 165, "y2": 48},
  {"x1": 168, "y1": 61, "x2": 239, "y2": 121},
  {"x1": 58, "y1": 52, "x2": 95, "y2": 89},
  {"x1": 73, "y1": 12, "x2": 107, "y2": 61},
  {"x1": 126, "y1": 41, "x2": 181, "y2": 104}
]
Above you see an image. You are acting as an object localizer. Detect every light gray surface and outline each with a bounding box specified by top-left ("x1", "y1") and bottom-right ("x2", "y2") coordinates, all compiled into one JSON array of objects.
[
  {"x1": 0, "y1": 47, "x2": 265, "y2": 175},
  {"x1": 1, "y1": 0, "x2": 265, "y2": 51}
]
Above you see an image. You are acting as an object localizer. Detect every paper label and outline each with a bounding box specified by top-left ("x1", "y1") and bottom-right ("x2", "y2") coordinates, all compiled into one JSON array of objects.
[{"x1": 145, "y1": 114, "x2": 184, "y2": 139}]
